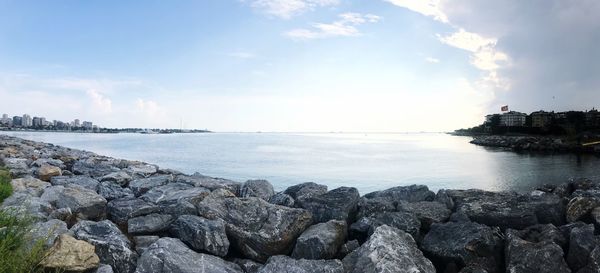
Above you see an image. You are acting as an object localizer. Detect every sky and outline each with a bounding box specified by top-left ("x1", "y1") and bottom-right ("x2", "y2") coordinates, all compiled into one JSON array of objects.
[{"x1": 0, "y1": 0, "x2": 599, "y2": 132}]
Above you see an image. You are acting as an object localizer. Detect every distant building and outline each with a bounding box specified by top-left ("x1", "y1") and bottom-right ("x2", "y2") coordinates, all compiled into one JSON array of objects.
[
  {"x1": 530, "y1": 111, "x2": 553, "y2": 128},
  {"x1": 82, "y1": 121, "x2": 93, "y2": 130},
  {"x1": 22, "y1": 114, "x2": 32, "y2": 127},
  {"x1": 500, "y1": 111, "x2": 527, "y2": 127},
  {"x1": 13, "y1": 116, "x2": 22, "y2": 126},
  {"x1": 0, "y1": 114, "x2": 10, "y2": 125},
  {"x1": 586, "y1": 109, "x2": 600, "y2": 128},
  {"x1": 73, "y1": 119, "x2": 81, "y2": 127}
]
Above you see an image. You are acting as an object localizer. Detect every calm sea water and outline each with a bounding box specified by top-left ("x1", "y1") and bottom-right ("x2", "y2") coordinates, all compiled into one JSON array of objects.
[{"x1": 3, "y1": 132, "x2": 599, "y2": 194}]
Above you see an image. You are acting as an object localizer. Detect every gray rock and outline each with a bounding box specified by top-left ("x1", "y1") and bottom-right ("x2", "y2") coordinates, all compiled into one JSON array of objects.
[
  {"x1": 54, "y1": 184, "x2": 107, "y2": 220},
  {"x1": 296, "y1": 187, "x2": 360, "y2": 224},
  {"x1": 567, "y1": 224, "x2": 598, "y2": 271},
  {"x1": 140, "y1": 182, "x2": 209, "y2": 207},
  {"x1": 363, "y1": 184, "x2": 435, "y2": 203},
  {"x1": 126, "y1": 164, "x2": 158, "y2": 177},
  {"x1": 350, "y1": 211, "x2": 421, "y2": 241},
  {"x1": 356, "y1": 197, "x2": 397, "y2": 219},
  {"x1": 197, "y1": 190, "x2": 312, "y2": 262},
  {"x1": 1, "y1": 192, "x2": 53, "y2": 219},
  {"x1": 505, "y1": 228, "x2": 570, "y2": 273},
  {"x1": 258, "y1": 256, "x2": 343, "y2": 273},
  {"x1": 97, "y1": 181, "x2": 135, "y2": 201},
  {"x1": 30, "y1": 219, "x2": 68, "y2": 248},
  {"x1": 129, "y1": 175, "x2": 172, "y2": 197},
  {"x1": 107, "y1": 198, "x2": 160, "y2": 225},
  {"x1": 292, "y1": 220, "x2": 347, "y2": 260},
  {"x1": 343, "y1": 225, "x2": 435, "y2": 273},
  {"x1": 72, "y1": 160, "x2": 120, "y2": 178},
  {"x1": 10, "y1": 176, "x2": 51, "y2": 197},
  {"x1": 127, "y1": 213, "x2": 175, "y2": 235},
  {"x1": 51, "y1": 175, "x2": 99, "y2": 191},
  {"x1": 95, "y1": 264, "x2": 114, "y2": 273},
  {"x1": 231, "y1": 258, "x2": 263, "y2": 273},
  {"x1": 132, "y1": 236, "x2": 159, "y2": 255},
  {"x1": 578, "y1": 246, "x2": 600, "y2": 273},
  {"x1": 566, "y1": 197, "x2": 600, "y2": 222},
  {"x1": 398, "y1": 201, "x2": 451, "y2": 229},
  {"x1": 447, "y1": 189, "x2": 565, "y2": 230},
  {"x1": 283, "y1": 182, "x2": 327, "y2": 201},
  {"x1": 170, "y1": 215, "x2": 230, "y2": 257},
  {"x1": 269, "y1": 192, "x2": 295, "y2": 207},
  {"x1": 4, "y1": 158, "x2": 31, "y2": 177},
  {"x1": 509, "y1": 224, "x2": 566, "y2": 248},
  {"x1": 177, "y1": 173, "x2": 241, "y2": 194},
  {"x1": 435, "y1": 189, "x2": 455, "y2": 210},
  {"x1": 70, "y1": 220, "x2": 138, "y2": 273},
  {"x1": 48, "y1": 207, "x2": 74, "y2": 222},
  {"x1": 134, "y1": 237, "x2": 242, "y2": 273},
  {"x1": 421, "y1": 221, "x2": 502, "y2": 273},
  {"x1": 100, "y1": 171, "x2": 133, "y2": 187},
  {"x1": 336, "y1": 240, "x2": 360, "y2": 258},
  {"x1": 240, "y1": 180, "x2": 274, "y2": 200}
]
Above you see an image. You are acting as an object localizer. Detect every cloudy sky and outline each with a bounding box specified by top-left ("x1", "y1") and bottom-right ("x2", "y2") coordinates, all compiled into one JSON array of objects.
[{"x1": 0, "y1": 0, "x2": 598, "y2": 131}]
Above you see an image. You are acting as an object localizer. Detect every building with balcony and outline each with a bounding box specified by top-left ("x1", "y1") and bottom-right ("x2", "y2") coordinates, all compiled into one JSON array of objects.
[{"x1": 500, "y1": 111, "x2": 527, "y2": 127}]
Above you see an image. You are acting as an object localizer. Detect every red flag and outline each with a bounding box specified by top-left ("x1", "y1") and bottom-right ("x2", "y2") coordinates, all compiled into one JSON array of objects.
[{"x1": 501, "y1": 105, "x2": 509, "y2": 112}]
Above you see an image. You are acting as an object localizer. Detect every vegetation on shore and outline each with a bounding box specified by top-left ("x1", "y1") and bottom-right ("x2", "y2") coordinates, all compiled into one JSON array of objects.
[{"x1": 0, "y1": 168, "x2": 50, "y2": 273}]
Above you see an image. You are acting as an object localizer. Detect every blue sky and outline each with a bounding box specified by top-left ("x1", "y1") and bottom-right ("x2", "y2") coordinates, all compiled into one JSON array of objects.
[{"x1": 1, "y1": 0, "x2": 598, "y2": 131}]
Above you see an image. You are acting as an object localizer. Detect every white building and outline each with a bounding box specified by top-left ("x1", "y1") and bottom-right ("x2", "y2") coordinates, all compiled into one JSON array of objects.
[
  {"x1": 500, "y1": 111, "x2": 527, "y2": 127},
  {"x1": 22, "y1": 114, "x2": 32, "y2": 127},
  {"x1": 82, "y1": 121, "x2": 93, "y2": 130}
]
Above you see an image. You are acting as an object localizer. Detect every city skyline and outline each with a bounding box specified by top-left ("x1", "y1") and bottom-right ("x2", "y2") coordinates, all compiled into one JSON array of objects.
[{"x1": 1, "y1": 1, "x2": 599, "y2": 132}]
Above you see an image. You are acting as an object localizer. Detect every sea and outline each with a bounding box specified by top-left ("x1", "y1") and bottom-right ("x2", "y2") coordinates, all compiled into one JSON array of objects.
[{"x1": 3, "y1": 131, "x2": 600, "y2": 194}]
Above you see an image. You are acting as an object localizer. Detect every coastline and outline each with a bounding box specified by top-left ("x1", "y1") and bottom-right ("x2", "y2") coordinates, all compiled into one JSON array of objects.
[
  {"x1": 469, "y1": 135, "x2": 600, "y2": 154},
  {"x1": 1, "y1": 134, "x2": 600, "y2": 273}
]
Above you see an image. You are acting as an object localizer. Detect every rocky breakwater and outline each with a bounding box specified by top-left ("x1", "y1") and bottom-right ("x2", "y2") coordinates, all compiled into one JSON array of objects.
[
  {"x1": 1, "y1": 134, "x2": 600, "y2": 273},
  {"x1": 470, "y1": 135, "x2": 598, "y2": 153}
]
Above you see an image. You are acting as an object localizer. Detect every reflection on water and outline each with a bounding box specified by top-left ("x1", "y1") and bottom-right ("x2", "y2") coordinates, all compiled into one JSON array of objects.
[{"x1": 3, "y1": 132, "x2": 599, "y2": 194}]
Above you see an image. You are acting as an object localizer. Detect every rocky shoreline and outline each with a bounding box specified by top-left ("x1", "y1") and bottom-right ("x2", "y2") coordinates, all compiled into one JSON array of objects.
[
  {"x1": 470, "y1": 135, "x2": 600, "y2": 154},
  {"x1": 2, "y1": 134, "x2": 600, "y2": 273}
]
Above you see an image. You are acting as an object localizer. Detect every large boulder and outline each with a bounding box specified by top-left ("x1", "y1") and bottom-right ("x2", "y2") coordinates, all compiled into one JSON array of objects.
[
  {"x1": 296, "y1": 187, "x2": 360, "y2": 224},
  {"x1": 447, "y1": 189, "x2": 565, "y2": 230},
  {"x1": 579, "y1": 247, "x2": 600, "y2": 273},
  {"x1": 30, "y1": 219, "x2": 68, "y2": 248},
  {"x1": 356, "y1": 197, "x2": 397, "y2": 219},
  {"x1": 10, "y1": 176, "x2": 50, "y2": 197},
  {"x1": 283, "y1": 182, "x2": 327, "y2": 201},
  {"x1": 127, "y1": 213, "x2": 175, "y2": 235},
  {"x1": 350, "y1": 211, "x2": 421, "y2": 241},
  {"x1": 51, "y1": 175, "x2": 99, "y2": 191},
  {"x1": 107, "y1": 198, "x2": 160, "y2": 225},
  {"x1": 1, "y1": 192, "x2": 53, "y2": 219},
  {"x1": 72, "y1": 160, "x2": 119, "y2": 178},
  {"x1": 269, "y1": 192, "x2": 295, "y2": 207},
  {"x1": 567, "y1": 224, "x2": 599, "y2": 271},
  {"x1": 140, "y1": 182, "x2": 209, "y2": 207},
  {"x1": 97, "y1": 181, "x2": 135, "y2": 201},
  {"x1": 343, "y1": 225, "x2": 435, "y2": 273},
  {"x1": 240, "y1": 180, "x2": 274, "y2": 200},
  {"x1": 41, "y1": 234, "x2": 100, "y2": 272},
  {"x1": 126, "y1": 164, "x2": 157, "y2": 177},
  {"x1": 170, "y1": 215, "x2": 230, "y2": 257},
  {"x1": 38, "y1": 164, "x2": 62, "y2": 181},
  {"x1": 134, "y1": 237, "x2": 242, "y2": 273},
  {"x1": 566, "y1": 197, "x2": 600, "y2": 223},
  {"x1": 54, "y1": 185, "x2": 107, "y2": 220},
  {"x1": 177, "y1": 173, "x2": 241, "y2": 194},
  {"x1": 421, "y1": 221, "x2": 503, "y2": 273},
  {"x1": 291, "y1": 220, "x2": 347, "y2": 260},
  {"x1": 197, "y1": 190, "x2": 312, "y2": 262},
  {"x1": 258, "y1": 256, "x2": 344, "y2": 273},
  {"x1": 129, "y1": 175, "x2": 172, "y2": 197},
  {"x1": 504, "y1": 228, "x2": 570, "y2": 273},
  {"x1": 133, "y1": 236, "x2": 160, "y2": 255},
  {"x1": 363, "y1": 184, "x2": 435, "y2": 203},
  {"x1": 70, "y1": 220, "x2": 138, "y2": 273},
  {"x1": 100, "y1": 171, "x2": 133, "y2": 187},
  {"x1": 398, "y1": 201, "x2": 451, "y2": 229}
]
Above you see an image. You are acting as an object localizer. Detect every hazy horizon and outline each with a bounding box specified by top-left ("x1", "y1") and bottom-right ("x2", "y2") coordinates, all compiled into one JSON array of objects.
[{"x1": 1, "y1": 1, "x2": 599, "y2": 131}]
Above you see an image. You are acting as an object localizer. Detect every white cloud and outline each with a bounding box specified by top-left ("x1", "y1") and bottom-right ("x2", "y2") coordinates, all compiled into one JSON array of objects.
[
  {"x1": 285, "y1": 12, "x2": 381, "y2": 40},
  {"x1": 384, "y1": 0, "x2": 447, "y2": 22},
  {"x1": 86, "y1": 89, "x2": 112, "y2": 114},
  {"x1": 245, "y1": 0, "x2": 340, "y2": 19},
  {"x1": 425, "y1": 57, "x2": 440, "y2": 63},
  {"x1": 437, "y1": 29, "x2": 495, "y2": 52}
]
